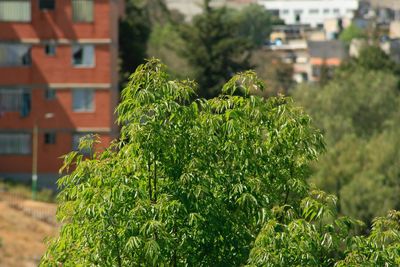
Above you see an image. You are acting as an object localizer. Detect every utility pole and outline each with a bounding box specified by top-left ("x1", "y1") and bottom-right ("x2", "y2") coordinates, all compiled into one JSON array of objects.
[
  {"x1": 32, "y1": 112, "x2": 54, "y2": 200},
  {"x1": 32, "y1": 121, "x2": 38, "y2": 200}
]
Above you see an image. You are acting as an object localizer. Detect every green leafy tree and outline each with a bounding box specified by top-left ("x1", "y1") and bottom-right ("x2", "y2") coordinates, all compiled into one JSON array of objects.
[
  {"x1": 41, "y1": 60, "x2": 400, "y2": 266},
  {"x1": 248, "y1": 190, "x2": 362, "y2": 266},
  {"x1": 336, "y1": 210, "x2": 400, "y2": 266},
  {"x1": 41, "y1": 59, "x2": 325, "y2": 266}
]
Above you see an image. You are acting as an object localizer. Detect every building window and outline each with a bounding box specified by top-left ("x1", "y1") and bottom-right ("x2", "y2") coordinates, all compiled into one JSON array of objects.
[
  {"x1": 333, "y1": 9, "x2": 340, "y2": 14},
  {"x1": 0, "y1": 44, "x2": 31, "y2": 67},
  {"x1": 44, "y1": 89, "x2": 56, "y2": 100},
  {"x1": 44, "y1": 44, "x2": 56, "y2": 56},
  {"x1": 309, "y1": 9, "x2": 319, "y2": 14},
  {"x1": 72, "y1": 89, "x2": 94, "y2": 112},
  {"x1": 72, "y1": 44, "x2": 95, "y2": 67},
  {"x1": 323, "y1": 9, "x2": 330, "y2": 14},
  {"x1": 269, "y1": 9, "x2": 279, "y2": 17},
  {"x1": 72, "y1": 0, "x2": 93, "y2": 22},
  {"x1": 0, "y1": 0, "x2": 31, "y2": 22},
  {"x1": 0, "y1": 133, "x2": 31, "y2": 155},
  {"x1": 312, "y1": 65, "x2": 321, "y2": 77},
  {"x1": 39, "y1": 0, "x2": 55, "y2": 10},
  {"x1": 44, "y1": 132, "x2": 56, "y2": 144},
  {"x1": 0, "y1": 88, "x2": 31, "y2": 116},
  {"x1": 282, "y1": 9, "x2": 289, "y2": 15}
]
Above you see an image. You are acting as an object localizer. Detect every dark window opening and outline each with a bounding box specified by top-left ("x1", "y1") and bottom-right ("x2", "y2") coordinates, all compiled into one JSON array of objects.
[
  {"x1": 44, "y1": 132, "x2": 56, "y2": 144},
  {"x1": 73, "y1": 47, "x2": 83, "y2": 65},
  {"x1": 72, "y1": 45, "x2": 94, "y2": 66},
  {"x1": 39, "y1": 0, "x2": 55, "y2": 10},
  {"x1": 45, "y1": 44, "x2": 56, "y2": 56},
  {"x1": 44, "y1": 89, "x2": 56, "y2": 100},
  {"x1": 21, "y1": 48, "x2": 31, "y2": 66}
]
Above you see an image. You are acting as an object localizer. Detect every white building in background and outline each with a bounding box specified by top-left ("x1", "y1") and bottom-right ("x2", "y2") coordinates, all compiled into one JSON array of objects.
[{"x1": 257, "y1": 0, "x2": 359, "y2": 27}]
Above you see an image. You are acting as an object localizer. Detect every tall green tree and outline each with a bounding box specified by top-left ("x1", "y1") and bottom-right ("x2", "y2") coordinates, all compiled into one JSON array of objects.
[
  {"x1": 233, "y1": 4, "x2": 282, "y2": 48},
  {"x1": 41, "y1": 59, "x2": 325, "y2": 266},
  {"x1": 41, "y1": 60, "x2": 400, "y2": 266},
  {"x1": 177, "y1": 1, "x2": 252, "y2": 98}
]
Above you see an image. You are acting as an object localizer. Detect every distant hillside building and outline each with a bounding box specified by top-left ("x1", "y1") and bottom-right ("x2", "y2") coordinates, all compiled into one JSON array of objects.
[
  {"x1": 307, "y1": 40, "x2": 347, "y2": 81},
  {"x1": 0, "y1": 0, "x2": 124, "y2": 188},
  {"x1": 257, "y1": 0, "x2": 359, "y2": 27}
]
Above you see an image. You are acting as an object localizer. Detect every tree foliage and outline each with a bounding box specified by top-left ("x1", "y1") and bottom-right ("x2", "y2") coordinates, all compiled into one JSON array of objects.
[
  {"x1": 233, "y1": 4, "x2": 282, "y2": 48},
  {"x1": 119, "y1": 0, "x2": 171, "y2": 84},
  {"x1": 42, "y1": 60, "x2": 400, "y2": 266},
  {"x1": 339, "y1": 24, "x2": 366, "y2": 44},
  {"x1": 293, "y1": 64, "x2": 400, "y2": 225},
  {"x1": 177, "y1": 2, "x2": 253, "y2": 98}
]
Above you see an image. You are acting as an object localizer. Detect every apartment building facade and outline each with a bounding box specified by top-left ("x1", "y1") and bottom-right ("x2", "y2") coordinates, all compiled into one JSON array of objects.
[
  {"x1": 257, "y1": 0, "x2": 359, "y2": 28},
  {"x1": 0, "y1": 0, "x2": 122, "y2": 188}
]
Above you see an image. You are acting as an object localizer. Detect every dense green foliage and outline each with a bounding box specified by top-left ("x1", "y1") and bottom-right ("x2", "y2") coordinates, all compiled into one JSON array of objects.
[
  {"x1": 119, "y1": 0, "x2": 172, "y2": 84},
  {"x1": 233, "y1": 4, "x2": 282, "y2": 48},
  {"x1": 293, "y1": 47, "x2": 400, "y2": 225},
  {"x1": 119, "y1": 0, "x2": 151, "y2": 83},
  {"x1": 177, "y1": 2, "x2": 252, "y2": 98},
  {"x1": 41, "y1": 60, "x2": 400, "y2": 266},
  {"x1": 340, "y1": 45, "x2": 400, "y2": 75},
  {"x1": 339, "y1": 24, "x2": 366, "y2": 44}
]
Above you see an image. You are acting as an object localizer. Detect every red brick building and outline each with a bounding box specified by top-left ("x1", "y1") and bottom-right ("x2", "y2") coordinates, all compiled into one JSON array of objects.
[{"x1": 0, "y1": 0, "x2": 123, "y2": 188}]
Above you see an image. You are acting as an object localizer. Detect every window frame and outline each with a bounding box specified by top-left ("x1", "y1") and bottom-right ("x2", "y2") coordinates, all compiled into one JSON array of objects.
[
  {"x1": 39, "y1": 0, "x2": 55, "y2": 11},
  {"x1": 44, "y1": 43, "x2": 56, "y2": 56},
  {"x1": 72, "y1": 0, "x2": 94, "y2": 23},
  {"x1": 0, "y1": 43, "x2": 32, "y2": 67},
  {"x1": 0, "y1": 0, "x2": 32, "y2": 22},
  {"x1": 44, "y1": 132, "x2": 57, "y2": 145},
  {"x1": 0, "y1": 88, "x2": 31, "y2": 116},
  {"x1": 72, "y1": 44, "x2": 95, "y2": 68},
  {"x1": 44, "y1": 88, "x2": 56, "y2": 100},
  {"x1": 72, "y1": 89, "x2": 95, "y2": 113},
  {"x1": 0, "y1": 132, "x2": 31, "y2": 155}
]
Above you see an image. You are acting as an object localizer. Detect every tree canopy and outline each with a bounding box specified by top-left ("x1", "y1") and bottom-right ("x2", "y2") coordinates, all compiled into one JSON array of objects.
[
  {"x1": 176, "y1": 3, "x2": 253, "y2": 98},
  {"x1": 339, "y1": 24, "x2": 366, "y2": 44},
  {"x1": 42, "y1": 60, "x2": 400, "y2": 266},
  {"x1": 293, "y1": 61, "x2": 400, "y2": 225}
]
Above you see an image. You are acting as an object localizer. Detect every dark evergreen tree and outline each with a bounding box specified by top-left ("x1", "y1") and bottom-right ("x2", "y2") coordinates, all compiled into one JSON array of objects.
[{"x1": 177, "y1": 0, "x2": 252, "y2": 98}]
